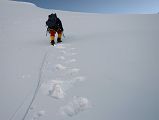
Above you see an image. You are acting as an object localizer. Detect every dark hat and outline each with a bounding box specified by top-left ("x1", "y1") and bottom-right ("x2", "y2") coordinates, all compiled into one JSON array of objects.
[{"x1": 49, "y1": 13, "x2": 57, "y2": 18}]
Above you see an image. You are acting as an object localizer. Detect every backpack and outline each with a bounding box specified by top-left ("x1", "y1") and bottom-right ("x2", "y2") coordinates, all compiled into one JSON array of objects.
[{"x1": 46, "y1": 13, "x2": 57, "y2": 28}]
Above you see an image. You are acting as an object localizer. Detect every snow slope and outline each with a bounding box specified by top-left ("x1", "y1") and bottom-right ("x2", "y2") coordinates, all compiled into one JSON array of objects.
[{"x1": 0, "y1": 0, "x2": 159, "y2": 120}]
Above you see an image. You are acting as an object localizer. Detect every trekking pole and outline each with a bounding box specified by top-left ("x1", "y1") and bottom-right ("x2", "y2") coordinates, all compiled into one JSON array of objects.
[
  {"x1": 63, "y1": 32, "x2": 66, "y2": 38},
  {"x1": 46, "y1": 30, "x2": 48, "y2": 36},
  {"x1": 45, "y1": 25, "x2": 48, "y2": 36}
]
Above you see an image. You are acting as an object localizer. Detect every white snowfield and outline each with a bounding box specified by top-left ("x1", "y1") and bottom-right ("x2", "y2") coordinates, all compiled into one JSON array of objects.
[{"x1": 0, "y1": 0, "x2": 159, "y2": 120}]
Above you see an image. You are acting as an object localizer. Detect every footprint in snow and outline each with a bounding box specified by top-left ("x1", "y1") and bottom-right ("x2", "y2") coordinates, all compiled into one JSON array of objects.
[
  {"x1": 41, "y1": 79, "x2": 80, "y2": 99},
  {"x1": 49, "y1": 84, "x2": 65, "y2": 99},
  {"x1": 41, "y1": 80, "x2": 65, "y2": 99},
  {"x1": 69, "y1": 53, "x2": 78, "y2": 56},
  {"x1": 60, "y1": 96, "x2": 91, "y2": 117},
  {"x1": 60, "y1": 50, "x2": 67, "y2": 55},
  {"x1": 32, "y1": 110, "x2": 45, "y2": 120},
  {"x1": 55, "y1": 64, "x2": 66, "y2": 71},
  {"x1": 57, "y1": 56, "x2": 65, "y2": 60},
  {"x1": 68, "y1": 68, "x2": 80, "y2": 76},
  {"x1": 65, "y1": 59, "x2": 76, "y2": 64},
  {"x1": 70, "y1": 48, "x2": 76, "y2": 50},
  {"x1": 55, "y1": 44, "x2": 66, "y2": 49}
]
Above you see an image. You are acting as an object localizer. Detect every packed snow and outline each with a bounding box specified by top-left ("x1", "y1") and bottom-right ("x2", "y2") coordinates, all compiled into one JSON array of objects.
[
  {"x1": 0, "y1": 0, "x2": 159, "y2": 120},
  {"x1": 60, "y1": 96, "x2": 91, "y2": 117}
]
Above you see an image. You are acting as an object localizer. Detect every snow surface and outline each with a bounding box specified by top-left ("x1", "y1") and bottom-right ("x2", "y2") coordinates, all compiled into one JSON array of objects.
[{"x1": 0, "y1": 0, "x2": 159, "y2": 120}]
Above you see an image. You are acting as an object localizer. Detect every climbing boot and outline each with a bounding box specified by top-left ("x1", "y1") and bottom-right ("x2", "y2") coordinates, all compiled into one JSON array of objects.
[
  {"x1": 51, "y1": 40, "x2": 55, "y2": 46},
  {"x1": 57, "y1": 38, "x2": 62, "y2": 43}
]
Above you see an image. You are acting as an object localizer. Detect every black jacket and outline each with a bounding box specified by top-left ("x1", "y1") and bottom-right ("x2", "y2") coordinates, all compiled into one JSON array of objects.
[
  {"x1": 54, "y1": 18, "x2": 63, "y2": 31},
  {"x1": 46, "y1": 17, "x2": 63, "y2": 32}
]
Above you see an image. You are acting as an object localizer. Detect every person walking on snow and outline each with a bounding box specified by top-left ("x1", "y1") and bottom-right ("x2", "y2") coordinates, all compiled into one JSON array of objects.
[{"x1": 46, "y1": 13, "x2": 64, "y2": 46}]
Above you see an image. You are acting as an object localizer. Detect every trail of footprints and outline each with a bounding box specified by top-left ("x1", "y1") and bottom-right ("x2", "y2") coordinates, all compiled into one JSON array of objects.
[{"x1": 31, "y1": 44, "x2": 91, "y2": 120}]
